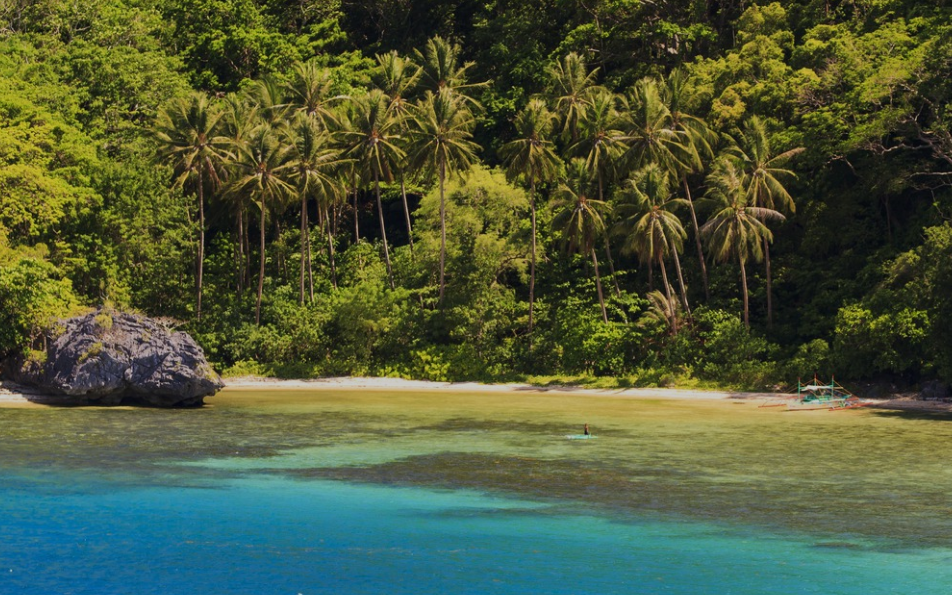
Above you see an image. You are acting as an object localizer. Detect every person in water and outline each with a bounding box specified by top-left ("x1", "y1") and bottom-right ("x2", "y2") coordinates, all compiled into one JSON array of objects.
[{"x1": 583, "y1": 424, "x2": 590, "y2": 436}]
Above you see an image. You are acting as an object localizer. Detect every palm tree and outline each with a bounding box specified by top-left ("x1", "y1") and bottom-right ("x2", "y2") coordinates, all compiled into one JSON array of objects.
[
  {"x1": 551, "y1": 158, "x2": 612, "y2": 323},
  {"x1": 284, "y1": 60, "x2": 343, "y2": 130},
  {"x1": 374, "y1": 50, "x2": 422, "y2": 112},
  {"x1": 407, "y1": 90, "x2": 480, "y2": 304},
  {"x1": 499, "y1": 98, "x2": 562, "y2": 337},
  {"x1": 414, "y1": 36, "x2": 487, "y2": 107},
  {"x1": 284, "y1": 115, "x2": 345, "y2": 304},
  {"x1": 246, "y1": 75, "x2": 289, "y2": 125},
  {"x1": 571, "y1": 88, "x2": 626, "y2": 295},
  {"x1": 374, "y1": 50, "x2": 422, "y2": 252},
  {"x1": 661, "y1": 69, "x2": 717, "y2": 299},
  {"x1": 219, "y1": 93, "x2": 259, "y2": 294},
  {"x1": 154, "y1": 91, "x2": 228, "y2": 321},
  {"x1": 228, "y1": 124, "x2": 295, "y2": 325},
  {"x1": 639, "y1": 289, "x2": 684, "y2": 337},
  {"x1": 701, "y1": 158, "x2": 785, "y2": 328},
  {"x1": 731, "y1": 116, "x2": 804, "y2": 326},
  {"x1": 546, "y1": 52, "x2": 602, "y2": 145},
  {"x1": 620, "y1": 77, "x2": 692, "y2": 177},
  {"x1": 340, "y1": 89, "x2": 404, "y2": 289},
  {"x1": 615, "y1": 164, "x2": 690, "y2": 323}
]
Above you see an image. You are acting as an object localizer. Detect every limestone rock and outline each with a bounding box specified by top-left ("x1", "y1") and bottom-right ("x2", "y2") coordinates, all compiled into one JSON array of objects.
[{"x1": 12, "y1": 309, "x2": 223, "y2": 407}]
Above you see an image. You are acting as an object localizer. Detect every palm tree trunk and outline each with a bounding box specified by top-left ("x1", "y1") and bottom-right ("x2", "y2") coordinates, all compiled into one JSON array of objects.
[
  {"x1": 236, "y1": 209, "x2": 244, "y2": 296},
  {"x1": 740, "y1": 258, "x2": 750, "y2": 329},
  {"x1": 667, "y1": 236, "x2": 691, "y2": 315},
  {"x1": 591, "y1": 248, "x2": 608, "y2": 323},
  {"x1": 375, "y1": 172, "x2": 395, "y2": 290},
  {"x1": 598, "y1": 170, "x2": 621, "y2": 296},
  {"x1": 352, "y1": 172, "x2": 360, "y2": 243},
  {"x1": 300, "y1": 194, "x2": 308, "y2": 305},
  {"x1": 306, "y1": 204, "x2": 315, "y2": 303},
  {"x1": 332, "y1": 201, "x2": 340, "y2": 237},
  {"x1": 242, "y1": 206, "x2": 251, "y2": 290},
  {"x1": 275, "y1": 217, "x2": 284, "y2": 280},
  {"x1": 438, "y1": 161, "x2": 447, "y2": 304},
  {"x1": 529, "y1": 177, "x2": 537, "y2": 343},
  {"x1": 658, "y1": 255, "x2": 677, "y2": 333},
  {"x1": 256, "y1": 198, "x2": 266, "y2": 326},
  {"x1": 401, "y1": 174, "x2": 414, "y2": 253},
  {"x1": 683, "y1": 175, "x2": 709, "y2": 300},
  {"x1": 764, "y1": 238, "x2": 773, "y2": 328},
  {"x1": 197, "y1": 175, "x2": 204, "y2": 321},
  {"x1": 604, "y1": 238, "x2": 621, "y2": 297},
  {"x1": 325, "y1": 206, "x2": 338, "y2": 289}
]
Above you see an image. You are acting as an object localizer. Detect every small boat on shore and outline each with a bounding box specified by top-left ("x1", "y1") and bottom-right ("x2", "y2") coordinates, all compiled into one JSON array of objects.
[
  {"x1": 761, "y1": 377, "x2": 870, "y2": 411},
  {"x1": 788, "y1": 377, "x2": 869, "y2": 411}
]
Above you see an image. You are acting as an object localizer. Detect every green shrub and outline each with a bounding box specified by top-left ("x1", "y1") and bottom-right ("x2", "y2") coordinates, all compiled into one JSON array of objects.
[
  {"x1": 0, "y1": 244, "x2": 84, "y2": 356},
  {"x1": 782, "y1": 338, "x2": 832, "y2": 381},
  {"x1": 220, "y1": 359, "x2": 273, "y2": 378},
  {"x1": 684, "y1": 308, "x2": 781, "y2": 389}
]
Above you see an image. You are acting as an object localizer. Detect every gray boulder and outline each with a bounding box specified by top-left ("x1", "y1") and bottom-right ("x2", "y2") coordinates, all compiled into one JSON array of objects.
[{"x1": 12, "y1": 309, "x2": 223, "y2": 407}]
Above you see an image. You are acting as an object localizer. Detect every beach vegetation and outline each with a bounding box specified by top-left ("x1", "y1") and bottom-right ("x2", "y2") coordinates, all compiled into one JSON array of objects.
[{"x1": 3, "y1": 0, "x2": 952, "y2": 393}]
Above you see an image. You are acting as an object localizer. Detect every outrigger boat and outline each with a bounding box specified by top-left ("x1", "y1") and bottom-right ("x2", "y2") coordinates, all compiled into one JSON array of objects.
[{"x1": 760, "y1": 376, "x2": 870, "y2": 411}]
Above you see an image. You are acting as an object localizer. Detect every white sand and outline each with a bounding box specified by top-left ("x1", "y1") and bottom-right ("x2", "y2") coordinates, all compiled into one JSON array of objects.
[
  {"x1": 0, "y1": 376, "x2": 775, "y2": 406},
  {"x1": 222, "y1": 376, "x2": 782, "y2": 400}
]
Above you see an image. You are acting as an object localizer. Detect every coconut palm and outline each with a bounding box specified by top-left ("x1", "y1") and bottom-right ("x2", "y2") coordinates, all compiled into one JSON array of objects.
[
  {"x1": 374, "y1": 50, "x2": 422, "y2": 251},
  {"x1": 570, "y1": 88, "x2": 626, "y2": 295},
  {"x1": 284, "y1": 60, "x2": 344, "y2": 130},
  {"x1": 246, "y1": 75, "x2": 289, "y2": 126},
  {"x1": 615, "y1": 164, "x2": 690, "y2": 323},
  {"x1": 407, "y1": 90, "x2": 480, "y2": 304},
  {"x1": 731, "y1": 115, "x2": 804, "y2": 326},
  {"x1": 414, "y1": 36, "x2": 486, "y2": 108},
  {"x1": 620, "y1": 77, "x2": 693, "y2": 177},
  {"x1": 284, "y1": 115, "x2": 345, "y2": 304},
  {"x1": 701, "y1": 158, "x2": 785, "y2": 328},
  {"x1": 154, "y1": 91, "x2": 229, "y2": 321},
  {"x1": 228, "y1": 124, "x2": 295, "y2": 325},
  {"x1": 374, "y1": 50, "x2": 422, "y2": 116},
  {"x1": 340, "y1": 89, "x2": 404, "y2": 289},
  {"x1": 219, "y1": 93, "x2": 260, "y2": 294},
  {"x1": 551, "y1": 158, "x2": 612, "y2": 323},
  {"x1": 639, "y1": 289, "x2": 684, "y2": 337},
  {"x1": 661, "y1": 69, "x2": 717, "y2": 299},
  {"x1": 546, "y1": 52, "x2": 602, "y2": 145},
  {"x1": 499, "y1": 98, "x2": 562, "y2": 337}
]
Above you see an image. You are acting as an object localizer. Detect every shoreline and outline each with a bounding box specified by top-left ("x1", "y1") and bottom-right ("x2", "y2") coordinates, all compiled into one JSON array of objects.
[
  {"x1": 2, "y1": 376, "x2": 950, "y2": 412},
  {"x1": 221, "y1": 376, "x2": 778, "y2": 400}
]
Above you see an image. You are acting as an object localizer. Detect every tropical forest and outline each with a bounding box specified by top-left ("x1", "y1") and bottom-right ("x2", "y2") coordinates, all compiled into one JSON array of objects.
[{"x1": 3, "y1": 0, "x2": 952, "y2": 391}]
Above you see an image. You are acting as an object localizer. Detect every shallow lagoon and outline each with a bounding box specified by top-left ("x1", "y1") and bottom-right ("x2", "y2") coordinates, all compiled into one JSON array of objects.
[{"x1": 2, "y1": 388, "x2": 952, "y2": 594}]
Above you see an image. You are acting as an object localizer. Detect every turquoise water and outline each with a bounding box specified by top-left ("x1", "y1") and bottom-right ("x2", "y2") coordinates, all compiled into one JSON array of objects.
[{"x1": 2, "y1": 389, "x2": 952, "y2": 594}]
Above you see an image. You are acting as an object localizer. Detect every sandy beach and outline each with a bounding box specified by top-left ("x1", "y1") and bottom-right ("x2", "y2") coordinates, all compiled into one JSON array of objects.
[
  {"x1": 2, "y1": 376, "x2": 949, "y2": 412},
  {"x1": 0, "y1": 376, "x2": 775, "y2": 406},
  {"x1": 222, "y1": 376, "x2": 780, "y2": 400}
]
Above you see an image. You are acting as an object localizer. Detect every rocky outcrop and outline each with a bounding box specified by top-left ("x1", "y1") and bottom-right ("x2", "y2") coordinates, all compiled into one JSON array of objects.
[{"x1": 11, "y1": 309, "x2": 223, "y2": 407}]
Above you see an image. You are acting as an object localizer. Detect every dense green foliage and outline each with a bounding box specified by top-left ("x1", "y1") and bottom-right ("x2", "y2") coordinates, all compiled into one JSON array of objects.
[{"x1": 3, "y1": 0, "x2": 952, "y2": 391}]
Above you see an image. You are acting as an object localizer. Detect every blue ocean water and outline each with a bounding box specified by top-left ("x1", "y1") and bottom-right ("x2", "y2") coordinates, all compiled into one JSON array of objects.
[
  {"x1": 3, "y1": 390, "x2": 952, "y2": 594},
  {"x1": 2, "y1": 470, "x2": 951, "y2": 595}
]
